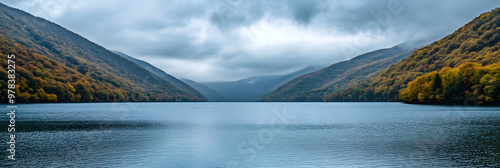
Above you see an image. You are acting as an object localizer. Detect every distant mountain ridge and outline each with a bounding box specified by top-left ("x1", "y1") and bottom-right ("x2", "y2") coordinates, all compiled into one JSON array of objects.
[
  {"x1": 181, "y1": 79, "x2": 227, "y2": 101},
  {"x1": 260, "y1": 41, "x2": 426, "y2": 101},
  {"x1": 185, "y1": 66, "x2": 322, "y2": 101},
  {"x1": 0, "y1": 3, "x2": 205, "y2": 102}
]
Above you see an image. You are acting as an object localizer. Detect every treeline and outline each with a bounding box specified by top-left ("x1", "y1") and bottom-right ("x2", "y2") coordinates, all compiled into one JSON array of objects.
[
  {"x1": 400, "y1": 62, "x2": 500, "y2": 105},
  {"x1": 0, "y1": 35, "x2": 191, "y2": 103},
  {"x1": 326, "y1": 8, "x2": 500, "y2": 103}
]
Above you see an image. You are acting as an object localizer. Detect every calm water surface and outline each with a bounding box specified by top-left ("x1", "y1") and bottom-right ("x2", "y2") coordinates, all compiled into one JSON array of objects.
[{"x1": 1, "y1": 102, "x2": 499, "y2": 167}]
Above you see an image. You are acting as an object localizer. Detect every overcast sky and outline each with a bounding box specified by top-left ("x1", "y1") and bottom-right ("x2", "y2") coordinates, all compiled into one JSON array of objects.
[{"x1": 2, "y1": 0, "x2": 500, "y2": 82}]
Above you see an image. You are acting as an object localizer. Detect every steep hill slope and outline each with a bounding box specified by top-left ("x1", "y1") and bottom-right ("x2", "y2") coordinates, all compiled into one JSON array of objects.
[
  {"x1": 112, "y1": 51, "x2": 205, "y2": 100},
  {"x1": 327, "y1": 8, "x2": 500, "y2": 103},
  {"x1": 261, "y1": 44, "x2": 417, "y2": 102},
  {"x1": 0, "y1": 3, "x2": 205, "y2": 102}
]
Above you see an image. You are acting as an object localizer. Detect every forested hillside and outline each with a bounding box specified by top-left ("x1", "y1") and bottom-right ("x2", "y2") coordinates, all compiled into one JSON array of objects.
[
  {"x1": 0, "y1": 3, "x2": 205, "y2": 102},
  {"x1": 400, "y1": 62, "x2": 500, "y2": 105},
  {"x1": 327, "y1": 8, "x2": 500, "y2": 103}
]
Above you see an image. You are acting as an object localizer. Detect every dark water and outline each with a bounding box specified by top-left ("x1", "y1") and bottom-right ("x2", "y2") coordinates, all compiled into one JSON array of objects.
[{"x1": 1, "y1": 103, "x2": 499, "y2": 167}]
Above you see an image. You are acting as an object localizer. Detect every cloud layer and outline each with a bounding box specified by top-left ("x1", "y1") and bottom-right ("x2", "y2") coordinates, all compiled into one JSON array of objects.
[{"x1": 3, "y1": 0, "x2": 500, "y2": 82}]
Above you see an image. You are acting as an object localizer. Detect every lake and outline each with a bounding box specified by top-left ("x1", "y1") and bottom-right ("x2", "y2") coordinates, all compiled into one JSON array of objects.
[{"x1": 1, "y1": 102, "x2": 499, "y2": 167}]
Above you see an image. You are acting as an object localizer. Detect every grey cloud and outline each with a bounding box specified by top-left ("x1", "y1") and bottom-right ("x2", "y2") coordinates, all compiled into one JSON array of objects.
[
  {"x1": 286, "y1": 0, "x2": 323, "y2": 25},
  {"x1": 208, "y1": 0, "x2": 326, "y2": 29},
  {"x1": 209, "y1": 0, "x2": 266, "y2": 30}
]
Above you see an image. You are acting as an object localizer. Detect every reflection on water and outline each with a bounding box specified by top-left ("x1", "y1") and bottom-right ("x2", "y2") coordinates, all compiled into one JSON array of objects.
[{"x1": 1, "y1": 103, "x2": 499, "y2": 167}]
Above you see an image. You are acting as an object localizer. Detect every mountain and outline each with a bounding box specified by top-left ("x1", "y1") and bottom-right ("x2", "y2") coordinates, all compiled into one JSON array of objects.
[
  {"x1": 0, "y1": 3, "x2": 205, "y2": 102},
  {"x1": 112, "y1": 51, "x2": 204, "y2": 99},
  {"x1": 199, "y1": 66, "x2": 322, "y2": 101},
  {"x1": 261, "y1": 43, "x2": 421, "y2": 102},
  {"x1": 327, "y1": 8, "x2": 500, "y2": 104},
  {"x1": 180, "y1": 79, "x2": 226, "y2": 101}
]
